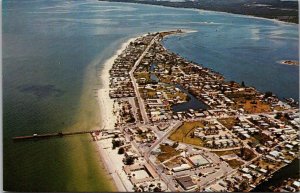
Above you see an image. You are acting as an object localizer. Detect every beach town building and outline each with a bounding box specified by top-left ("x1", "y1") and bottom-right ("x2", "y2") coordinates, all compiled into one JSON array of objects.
[{"x1": 99, "y1": 31, "x2": 300, "y2": 192}]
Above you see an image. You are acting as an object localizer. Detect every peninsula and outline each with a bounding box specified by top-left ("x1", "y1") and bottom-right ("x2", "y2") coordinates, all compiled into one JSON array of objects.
[{"x1": 94, "y1": 30, "x2": 300, "y2": 192}]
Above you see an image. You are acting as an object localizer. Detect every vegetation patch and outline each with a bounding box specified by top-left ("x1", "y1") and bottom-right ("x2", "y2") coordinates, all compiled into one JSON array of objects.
[
  {"x1": 166, "y1": 91, "x2": 187, "y2": 102},
  {"x1": 212, "y1": 149, "x2": 241, "y2": 157},
  {"x1": 135, "y1": 72, "x2": 151, "y2": 83},
  {"x1": 159, "y1": 75, "x2": 173, "y2": 84},
  {"x1": 226, "y1": 159, "x2": 244, "y2": 169},
  {"x1": 252, "y1": 133, "x2": 270, "y2": 145},
  {"x1": 164, "y1": 156, "x2": 182, "y2": 168},
  {"x1": 234, "y1": 99, "x2": 271, "y2": 113},
  {"x1": 218, "y1": 118, "x2": 239, "y2": 129},
  {"x1": 213, "y1": 148, "x2": 256, "y2": 161},
  {"x1": 169, "y1": 121, "x2": 205, "y2": 146},
  {"x1": 157, "y1": 144, "x2": 180, "y2": 162}
]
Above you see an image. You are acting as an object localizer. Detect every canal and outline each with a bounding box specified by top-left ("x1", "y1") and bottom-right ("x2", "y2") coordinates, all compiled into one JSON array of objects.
[
  {"x1": 171, "y1": 85, "x2": 208, "y2": 112},
  {"x1": 251, "y1": 158, "x2": 300, "y2": 192},
  {"x1": 150, "y1": 63, "x2": 159, "y2": 83},
  {"x1": 149, "y1": 62, "x2": 208, "y2": 112}
]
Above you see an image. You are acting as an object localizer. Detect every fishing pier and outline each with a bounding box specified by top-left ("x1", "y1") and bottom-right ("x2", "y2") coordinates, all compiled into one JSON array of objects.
[{"x1": 12, "y1": 129, "x2": 103, "y2": 141}]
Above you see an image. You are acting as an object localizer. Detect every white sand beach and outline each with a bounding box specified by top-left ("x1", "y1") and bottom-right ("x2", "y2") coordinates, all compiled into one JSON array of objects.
[
  {"x1": 94, "y1": 31, "x2": 186, "y2": 191},
  {"x1": 95, "y1": 37, "x2": 138, "y2": 191},
  {"x1": 97, "y1": 37, "x2": 136, "y2": 131}
]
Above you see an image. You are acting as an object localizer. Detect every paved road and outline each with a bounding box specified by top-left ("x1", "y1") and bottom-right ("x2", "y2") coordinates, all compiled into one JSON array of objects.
[
  {"x1": 145, "y1": 121, "x2": 182, "y2": 158},
  {"x1": 196, "y1": 109, "x2": 299, "y2": 189},
  {"x1": 129, "y1": 35, "x2": 159, "y2": 124}
]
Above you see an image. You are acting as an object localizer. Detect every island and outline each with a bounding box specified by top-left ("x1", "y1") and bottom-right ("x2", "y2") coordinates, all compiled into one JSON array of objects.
[
  {"x1": 94, "y1": 30, "x2": 299, "y2": 192},
  {"x1": 279, "y1": 60, "x2": 299, "y2": 66}
]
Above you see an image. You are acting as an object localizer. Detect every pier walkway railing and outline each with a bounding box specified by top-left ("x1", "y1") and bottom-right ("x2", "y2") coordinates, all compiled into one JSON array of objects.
[{"x1": 12, "y1": 129, "x2": 103, "y2": 141}]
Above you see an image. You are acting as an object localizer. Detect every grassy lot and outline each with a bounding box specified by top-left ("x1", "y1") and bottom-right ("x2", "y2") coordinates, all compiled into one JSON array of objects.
[
  {"x1": 157, "y1": 144, "x2": 180, "y2": 162},
  {"x1": 282, "y1": 153, "x2": 295, "y2": 161},
  {"x1": 226, "y1": 92, "x2": 256, "y2": 100},
  {"x1": 164, "y1": 157, "x2": 182, "y2": 168},
  {"x1": 212, "y1": 148, "x2": 256, "y2": 161},
  {"x1": 159, "y1": 75, "x2": 173, "y2": 84},
  {"x1": 166, "y1": 91, "x2": 187, "y2": 102},
  {"x1": 212, "y1": 149, "x2": 241, "y2": 157},
  {"x1": 134, "y1": 72, "x2": 151, "y2": 82},
  {"x1": 147, "y1": 90, "x2": 157, "y2": 98},
  {"x1": 226, "y1": 159, "x2": 244, "y2": 169},
  {"x1": 139, "y1": 88, "x2": 157, "y2": 99},
  {"x1": 252, "y1": 133, "x2": 271, "y2": 145},
  {"x1": 273, "y1": 105, "x2": 286, "y2": 111},
  {"x1": 218, "y1": 118, "x2": 239, "y2": 129},
  {"x1": 234, "y1": 99, "x2": 271, "y2": 113},
  {"x1": 255, "y1": 159, "x2": 276, "y2": 170},
  {"x1": 169, "y1": 121, "x2": 205, "y2": 147}
]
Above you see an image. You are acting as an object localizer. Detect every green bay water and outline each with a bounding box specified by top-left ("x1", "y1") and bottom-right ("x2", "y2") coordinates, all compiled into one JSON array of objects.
[{"x1": 3, "y1": 0, "x2": 298, "y2": 191}]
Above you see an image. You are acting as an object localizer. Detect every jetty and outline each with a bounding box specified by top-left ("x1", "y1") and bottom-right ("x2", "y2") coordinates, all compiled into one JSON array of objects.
[{"x1": 12, "y1": 129, "x2": 103, "y2": 141}]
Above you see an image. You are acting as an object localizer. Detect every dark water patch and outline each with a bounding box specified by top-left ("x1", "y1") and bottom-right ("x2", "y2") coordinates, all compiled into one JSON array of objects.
[
  {"x1": 172, "y1": 84, "x2": 208, "y2": 112},
  {"x1": 18, "y1": 84, "x2": 63, "y2": 98},
  {"x1": 251, "y1": 159, "x2": 300, "y2": 192},
  {"x1": 150, "y1": 63, "x2": 157, "y2": 71},
  {"x1": 150, "y1": 63, "x2": 159, "y2": 82},
  {"x1": 150, "y1": 73, "x2": 159, "y2": 82}
]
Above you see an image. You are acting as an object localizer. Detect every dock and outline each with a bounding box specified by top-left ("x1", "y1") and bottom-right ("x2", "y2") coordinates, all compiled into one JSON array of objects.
[{"x1": 12, "y1": 129, "x2": 103, "y2": 141}]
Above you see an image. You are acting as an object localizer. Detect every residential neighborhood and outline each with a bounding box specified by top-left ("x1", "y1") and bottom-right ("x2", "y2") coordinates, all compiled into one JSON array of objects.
[{"x1": 93, "y1": 30, "x2": 299, "y2": 192}]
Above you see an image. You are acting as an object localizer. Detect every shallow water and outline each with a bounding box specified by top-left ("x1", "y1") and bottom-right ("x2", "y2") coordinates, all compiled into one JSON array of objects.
[{"x1": 3, "y1": 0, "x2": 298, "y2": 191}]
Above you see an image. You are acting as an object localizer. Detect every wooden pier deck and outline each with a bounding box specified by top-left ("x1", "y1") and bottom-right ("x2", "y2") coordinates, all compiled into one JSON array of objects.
[{"x1": 12, "y1": 129, "x2": 103, "y2": 141}]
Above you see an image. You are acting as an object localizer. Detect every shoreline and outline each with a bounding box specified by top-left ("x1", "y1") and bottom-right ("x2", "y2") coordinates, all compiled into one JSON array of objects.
[
  {"x1": 96, "y1": 36, "x2": 140, "y2": 191},
  {"x1": 99, "y1": 1, "x2": 298, "y2": 25},
  {"x1": 94, "y1": 30, "x2": 298, "y2": 192},
  {"x1": 251, "y1": 158, "x2": 300, "y2": 192},
  {"x1": 278, "y1": 60, "x2": 299, "y2": 66}
]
